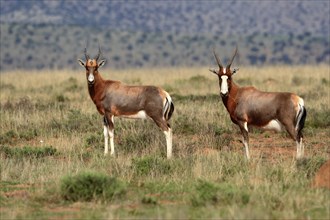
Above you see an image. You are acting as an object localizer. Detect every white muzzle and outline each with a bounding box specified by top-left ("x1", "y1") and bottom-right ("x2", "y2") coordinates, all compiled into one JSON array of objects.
[
  {"x1": 220, "y1": 75, "x2": 229, "y2": 96},
  {"x1": 88, "y1": 73, "x2": 94, "y2": 83}
]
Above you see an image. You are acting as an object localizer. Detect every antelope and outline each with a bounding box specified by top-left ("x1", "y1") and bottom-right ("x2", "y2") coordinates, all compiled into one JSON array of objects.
[
  {"x1": 209, "y1": 47, "x2": 307, "y2": 160},
  {"x1": 78, "y1": 47, "x2": 174, "y2": 158}
]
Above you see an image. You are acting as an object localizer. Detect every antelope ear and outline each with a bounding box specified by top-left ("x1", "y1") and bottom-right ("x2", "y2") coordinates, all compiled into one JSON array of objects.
[
  {"x1": 98, "y1": 59, "x2": 106, "y2": 68},
  {"x1": 78, "y1": 59, "x2": 85, "y2": 67},
  {"x1": 209, "y1": 68, "x2": 218, "y2": 75},
  {"x1": 232, "y1": 68, "x2": 239, "y2": 75}
]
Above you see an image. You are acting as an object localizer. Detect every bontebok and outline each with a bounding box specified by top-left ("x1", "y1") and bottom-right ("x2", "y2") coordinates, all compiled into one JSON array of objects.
[
  {"x1": 78, "y1": 47, "x2": 174, "y2": 158},
  {"x1": 210, "y1": 47, "x2": 307, "y2": 160}
]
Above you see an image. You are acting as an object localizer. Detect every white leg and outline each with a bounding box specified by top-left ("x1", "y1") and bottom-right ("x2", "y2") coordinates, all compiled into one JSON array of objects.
[
  {"x1": 109, "y1": 129, "x2": 114, "y2": 156},
  {"x1": 242, "y1": 122, "x2": 250, "y2": 160},
  {"x1": 243, "y1": 139, "x2": 250, "y2": 160},
  {"x1": 296, "y1": 137, "x2": 304, "y2": 159},
  {"x1": 164, "y1": 128, "x2": 172, "y2": 159},
  {"x1": 104, "y1": 125, "x2": 109, "y2": 155},
  {"x1": 109, "y1": 116, "x2": 115, "y2": 156},
  {"x1": 301, "y1": 138, "x2": 304, "y2": 156}
]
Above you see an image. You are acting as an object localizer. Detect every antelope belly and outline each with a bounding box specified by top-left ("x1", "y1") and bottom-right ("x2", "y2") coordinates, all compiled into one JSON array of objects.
[
  {"x1": 120, "y1": 110, "x2": 148, "y2": 119},
  {"x1": 262, "y1": 120, "x2": 283, "y2": 132}
]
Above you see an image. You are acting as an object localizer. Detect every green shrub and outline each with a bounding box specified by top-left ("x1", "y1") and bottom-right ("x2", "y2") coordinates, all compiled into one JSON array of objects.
[
  {"x1": 236, "y1": 77, "x2": 253, "y2": 86},
  {"x1": 296, "y1": 156, "x2": 327, "y2": 178},
  {"x1": 0, "y1": 83, "x2": 16, "y2": 91},
  {"x1": 212, "y1": 126, "x2": 233, "y2": 150},
  {"x1": 63, "y1": 77, "x2": 80, "y2": 92},
  {"x1": 60, "y1": 171, "x2": 126, "y2": 202},
  {"x1": 18, "y1": 128, "x2": 38, "y2": 141},
  {"x1": 55, "y1": 94, "x2": 68, "y2": 102},
  {"x1": 191, "y1": 180, "x2": 219, "y2": 207},
  {"x1": 0, "y1": 145, "x2": 57, "y2": 158},
  {"x1": 55, "y1": 109, "x2": 99, "y2": 133},
  {"x1": 174, "y1": 115, "x2": 201, "y2": 135},
  {"x1": 291, "y1": 76, "x2": 305, "y2": 86},
  {"x1": 188, "y1": 75, "x2": 210, "y2": 84},
  {"x1": 306, "y1": 108, "x2": 330, "y2": 128},
  {"x1": 131, "y1": 156, "x2": 172, "y2": 176},
  {"x1": 0, "y1": 130, "x2": 18, "y2": 144},
  {"x1": 84, "y1": 133, "x2": 104, "y2": 150},
  {"x1": 118, "y1": 130, "x2": 153, "y2": 153},
  {"x1": 141, "y1": 195, "x2": 158, "y2": 205},
  {"x1": 321, "y1": 78, "x2": 329, "y2": 85},
  {"x1": 191, "y1": 180, "x2": 250, "y2": 207},
  {"x1": 172, "y1": 94, "x2": 218, "y2": 103}
]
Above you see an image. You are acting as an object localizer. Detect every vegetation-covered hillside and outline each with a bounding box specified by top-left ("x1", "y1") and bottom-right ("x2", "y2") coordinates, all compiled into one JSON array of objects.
[{"x1": 0, "y1": 1, "x2": 329, "y2": 70}]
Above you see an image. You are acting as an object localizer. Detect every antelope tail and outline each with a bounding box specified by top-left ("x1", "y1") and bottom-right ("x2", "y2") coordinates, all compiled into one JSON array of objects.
[
  {"x1": 295, "y1": 102, "x2": 307, "y2": 137},
  {"x1": 163, "y1": 93, "x2": 174, "y2": 121}
]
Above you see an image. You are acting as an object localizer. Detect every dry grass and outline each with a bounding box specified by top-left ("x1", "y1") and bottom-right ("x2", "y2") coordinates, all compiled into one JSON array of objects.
[{"x1": 0, "y1": 65, "x2": 329, "y2": 219}]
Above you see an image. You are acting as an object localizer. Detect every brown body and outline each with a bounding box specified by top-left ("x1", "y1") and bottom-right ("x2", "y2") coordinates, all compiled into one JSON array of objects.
[
  {"x1": 78, "y1": 48, "x2": 174, "y2": 158},
  {"x1": 210, "y1": 48, "x2": 306, "y2": 159}
]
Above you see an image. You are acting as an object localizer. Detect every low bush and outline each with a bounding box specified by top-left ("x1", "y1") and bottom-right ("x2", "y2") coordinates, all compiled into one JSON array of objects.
[
  {"x1": 191, "y1": 180, "x2": 250, "y2": 207},
  {"x1": 0, "y1": 145, "x2": 57, "y2": 158},
  {"x1": 296, "y1": 156, "x2": 328, "y2": 178},
  {"x1": 306, "y1": 108, "x2": 330, "y2": 128},
  {"x1": 131, "y1": 156, "x2": 172, "y2": 177},
  {"x1": 84, "y1": 133, "x2": 104, "y2": 150},
  {"x1": 50, "y1": 109, "x2": 99, "y2": 133},
  {"x1": 118, "y1": 129, "x2": 153, "y2": 153},
  {"x1": 141, "y1": 195, "x2": 158, "y2": 205},
  {"x1": 60, "y1": 171, "x2": 126, "y2": 202},
  {"x1": 0, "y1": 130, "x2": 17, "y2": 144},
  {"x1": 174, "y1": 114, "x2": 202, "y2": 135},
  {"x1": 212, "y1": 126, "x2": 233, "y2": 150}
]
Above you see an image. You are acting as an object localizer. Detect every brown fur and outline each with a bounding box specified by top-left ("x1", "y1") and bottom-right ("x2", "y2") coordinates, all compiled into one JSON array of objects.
[
  {"x1": 83, "y1": 59, "x2": 172, "y2": 130},
  {"x1": 211, "y1": 48, "x2": 306, "y2": 159},
  {"x1": 78, "y1": 51, "x2": 174, "y2": 158}
]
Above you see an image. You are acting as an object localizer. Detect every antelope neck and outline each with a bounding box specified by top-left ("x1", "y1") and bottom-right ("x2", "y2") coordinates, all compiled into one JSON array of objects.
[
  {"x1": 222, "y1": 81, "x2": 239, "y2": 112},
  {"x1": 88, "y1": 73, "x2": 105, "y2": 101}
]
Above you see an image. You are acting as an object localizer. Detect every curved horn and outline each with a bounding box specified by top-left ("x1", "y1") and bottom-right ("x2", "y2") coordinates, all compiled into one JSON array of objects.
[
  {"x1": 84, "y1": 48, "x2": 90, "y2": 61},
  {"x1": 227, "y1": 46, "x2": 238, "y2": 68},
  {"x1": 213, "y1": 48, "x2": 223, "y2": 68},
  {"x1": 95, "y1": 45, "x2": 101, "y2": 61}
]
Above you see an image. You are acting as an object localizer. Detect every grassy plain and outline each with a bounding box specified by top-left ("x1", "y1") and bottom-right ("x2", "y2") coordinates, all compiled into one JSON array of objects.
[{"x1": 0, "y1": 65, "x2": 329, "y2": 219}]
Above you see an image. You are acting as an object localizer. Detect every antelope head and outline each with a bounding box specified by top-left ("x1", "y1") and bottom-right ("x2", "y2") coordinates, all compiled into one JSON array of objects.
[
  {"x1": 78, "y1": 47, "x2": 106, "y2": 85},
  {"x1": 209, "y1": 47, "x2": 239, "y2": 97}
]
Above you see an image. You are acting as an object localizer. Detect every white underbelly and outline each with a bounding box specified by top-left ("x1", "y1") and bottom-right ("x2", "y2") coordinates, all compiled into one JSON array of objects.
[
  {"x1": 119, "y1": 110, "x2": 148, "y2": 119},
  {"x1": 262, "y1": 119, "x2": 283, "y2": 132}
]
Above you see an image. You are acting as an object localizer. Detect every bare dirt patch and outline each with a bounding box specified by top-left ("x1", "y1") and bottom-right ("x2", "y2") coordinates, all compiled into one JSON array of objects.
[{"x1": 227, "y1": 130, "x2": 330, "y2": 161}]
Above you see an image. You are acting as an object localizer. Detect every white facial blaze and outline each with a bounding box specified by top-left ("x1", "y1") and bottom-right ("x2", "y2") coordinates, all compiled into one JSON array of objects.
[
  {"x1": 88, "y1": 73, "x2": 94, "y2": 83},
  {"x1": 220, "y1": 75, "x2": 229, "y2": 95}
]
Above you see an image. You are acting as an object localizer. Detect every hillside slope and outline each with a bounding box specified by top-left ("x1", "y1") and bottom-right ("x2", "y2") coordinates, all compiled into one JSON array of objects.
[{"x1": 0, "y1": 1, "x2": 329, "y2": 70}]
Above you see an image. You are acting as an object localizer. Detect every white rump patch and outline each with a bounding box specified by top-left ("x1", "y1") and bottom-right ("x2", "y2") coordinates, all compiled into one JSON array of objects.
[
  {"x1": 223, "y1": 68, "x2": 226, "y2": 74},
  {"x1": 220, "y1": 75, "x2": 229, "y2": 95},
  {"x1": 120, "y1": 110, "x2": 148, "y2": 119},
  {"x1": 298, "y1": 97, "x2": 304, "y2": 107},
  {"x1": 262, "y1": 120, "x2": 283, "y2": 132},
  {"x1": 296, "y1": 97, "x2": 305, "y2": 117}
]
